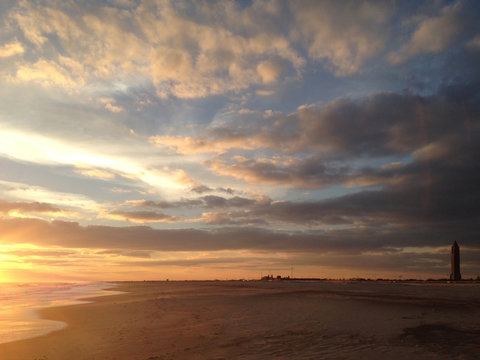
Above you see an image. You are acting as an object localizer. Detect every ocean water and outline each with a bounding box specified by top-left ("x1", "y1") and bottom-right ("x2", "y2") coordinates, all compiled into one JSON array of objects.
[{"x1": 0, "y1": 282, "x2": 120, "y2": 344}]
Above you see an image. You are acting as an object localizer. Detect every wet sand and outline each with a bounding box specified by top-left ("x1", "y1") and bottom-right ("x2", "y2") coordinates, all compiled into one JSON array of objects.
[{"x1": 1, "y1": 280, "x2": 479, "y2": 360}]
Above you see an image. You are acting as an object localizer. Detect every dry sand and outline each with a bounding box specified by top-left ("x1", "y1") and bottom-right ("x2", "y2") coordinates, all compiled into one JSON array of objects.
[{"x1": 1, "y1": 280, "x2": 479, "y2": 360}]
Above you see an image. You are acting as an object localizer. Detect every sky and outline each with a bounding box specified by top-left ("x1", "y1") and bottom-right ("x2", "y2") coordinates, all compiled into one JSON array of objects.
[{"x1": 0, "y1": 0, "x2": 479, "y2": 282}]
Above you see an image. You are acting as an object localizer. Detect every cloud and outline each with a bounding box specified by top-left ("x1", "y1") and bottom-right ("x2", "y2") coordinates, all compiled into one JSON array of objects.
[
  {"x1": 163, "y1": 168, "x2": 206, "y2": 192},
  {"x1": 205, "y1": 154, "x2": 411, "y2": 190},
  {"x1": 151, "y1": 92, "x2": 429, "y2": 157},
  {"x1": 206, "y1": 156, "x2": 353, "y2": 189},
  {"x1": 108, "y1": 210, "x2": 178, "y2": 223},
  {"x1": 110, "y1": 187, "x2": 132, "y2": 194},
  {"x1": 74, "y1": 165, "x2": 116, "y2": 180},
  {"x1": 12, "y1": 4, "x2": 81, "y2": 46},
  {"x1": 4, "y1": 0, "x2": 479, "y2": 99},
  {"x1": 149, "y1": 132, "x2": 265, "y2": 154},
  {"x1": 1, "y1": 217, "x2": 478, "y2": 255},
  {"x1": 0, "y1": 200, "x2": 63, "y2": 215},
  {"x1": 0, "y1": 126, "x2": 199, "y2": 196},
  {"x1": 129, "y1": 195, "x2": 256, "y2": 211},
  {"x1": 4, "y1": 249, "x2": 77, "y2": 257},
  {"x1": 0, "y1": 41, "x2": 24, "y2": 57},
  {"x1": 195, "y1": 212, "x2": 266, "y2": 226},
  {"x1": 14, "y1": 59, "x2": 84, "y2": 89},
  {"x1": 145, "y1": 81, "x2": 480, "y2": 204},
  {"x1": 201, "y1": 195, "x2": 256, "y2": 209},
  {"x1": 241, "y1": 83, "x2": 477, "y2": 155},
  {"x1": 99, "y1": 98, "x2": 124, "y2": 113},
  {"x1": 0, "y1": 180, "x2": 108, "y2": 220},
  {"x1": 190, "y1": 184, "x2": 212, "y2": 194},
  {"x1": 257, "y1": 58, "x2": 286, "y2": 84},
  {"x1": 2, "y1": 0, "x2": 407, "y2": 98},
  {"x1": 290, "y1": 0, "x2": 394, "y2": 76},
  {"x1": 389, "y1": 1, "x2": 469, "y2": 63},
  {"x1": 95, "y1": 249, "x2": 152, "y2": 258},
  {"x1": 6, "y1": 0, "x2": 304, "y2": 98},
  {"x1": 256, "y1": 89, "x2": 275, "y2": 96},
  {"x1": 204, "y1": 152, "x2": 480, "y2": 229},
  {"x1": 127, "y1": 141, "x2": 480, "y2": 229},
  {"x1": 468, "y1": 34, "x2": 480, "y2": 49},
  {"x1": 149, "y1": 136, "x2": 225, "y2": 154},
  {"x1": 128, "y1": 199, "x2": 202, "y2": 209}
]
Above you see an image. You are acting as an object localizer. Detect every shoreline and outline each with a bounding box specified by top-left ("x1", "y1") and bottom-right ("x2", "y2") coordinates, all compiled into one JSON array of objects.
[
  {"x1": 0, "y1": 282, "x2": 122, "y2": 346},
  {"x1": 1, "y1": 280, "x2": 479, "y2": 359}
]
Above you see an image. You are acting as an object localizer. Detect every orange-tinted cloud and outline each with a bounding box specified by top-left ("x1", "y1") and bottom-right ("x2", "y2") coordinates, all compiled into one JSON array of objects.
[
  {"x1": 108, "y1": 210, "x2": 178, "y2": 223},
  {"x1": 0, "y1": 41, "x2": 24, "y2": 57},
  {"x1": 74, "y1": 165, "x2": 116, "y2": 180},
  {"x1": 7, "y1": 0, "x2": 304, "y2": 98},
  {"x1": 290, "y1": 1, "x2": 393, "y2": 75}
]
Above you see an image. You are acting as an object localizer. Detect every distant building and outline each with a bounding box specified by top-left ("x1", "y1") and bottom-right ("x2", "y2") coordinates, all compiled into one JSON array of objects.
[{"x1": 450, "y1": 241, "x2": 461, "y2": 281}]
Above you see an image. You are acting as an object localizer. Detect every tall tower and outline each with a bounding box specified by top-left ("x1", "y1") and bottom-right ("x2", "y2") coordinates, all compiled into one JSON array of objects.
[{"x1": 450, "y1": 241, "x2": 461, "y2": 281}]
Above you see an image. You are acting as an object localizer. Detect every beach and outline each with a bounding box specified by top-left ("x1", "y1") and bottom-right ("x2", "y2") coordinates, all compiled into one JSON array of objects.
[
  {"x1": 1, "y1": 280, "x2": 479, "y2": 360},
  {"x1": 0, "y1": 282, "x2": 120, "y2": 345}
]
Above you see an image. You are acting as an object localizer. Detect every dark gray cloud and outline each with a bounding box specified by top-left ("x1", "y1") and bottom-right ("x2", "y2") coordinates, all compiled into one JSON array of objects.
[
  {"x1": 129, "y1": 104, "x2": 480, "y2": 232},
  {"x1": 132, "y1": 199, "x2": 203, "y2": 209},
  {"x1": 198, "y1": 152, "x2": 480, "y2": 234},
  {"x1": 198, "y1": 211, "x2": 268, "y2": 226},
  {"x1": 0, "y1": 200, "x2": 63, "y2": 213},
  {"x1": 206, "y1": 156, "x2": 362, "y2": 189},
  {"x1": 190, "y1": 184, "x2": 212, "y2": 194},
  {"x1": 201, "y1": 195, "x2": 256, "y2": 209},
  {"x1": 1, "y1": 213, "x2": 479, "y2": 277},
  {"x1": 109, "y1": 210, "x2": 178, "y2": 222},
  {"x1": 132, "y1": 195, "x2": 257, "y2": 210},
  {"x1": 205, "y1": 85, "x2": 479, "y2": 158},
  {"x1": 98, "y1": 77, "x2": 480, "y2": 264},
  {"x1": 2, "y1": 217, "x2": 478, "y2": 253}
]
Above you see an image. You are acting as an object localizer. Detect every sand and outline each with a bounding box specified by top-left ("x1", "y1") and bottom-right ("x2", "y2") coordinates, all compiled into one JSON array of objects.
[{"x1": 1, "y1": 280, "x2": 479, "y2": 360}]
